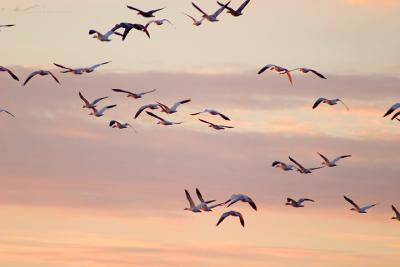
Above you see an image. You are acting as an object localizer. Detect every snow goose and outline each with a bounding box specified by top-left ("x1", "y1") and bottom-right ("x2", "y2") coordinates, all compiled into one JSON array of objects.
[
  {"x1": 182, "y1": 13, "x2": 205, "y2": 26},
  {"x1": 258, "y1": 64, "x2": 293, "y2": 85},
  {"x1": 109, "y1": 120, "x2": 136, "y2": 132},
  {"x1": 191, "y1": 109, "x2": 230, "y2": 120},
  {"x1": 54, "y1": 61, "x2": 111, "y2": 74},
  {"x1": 89, "y1": 104, "x2": 117, "y2": 117},
  {"x1": 0, "y1": 66, "x2": 19, "y2": 81},
  {"x1": 184, "y1": 189, "x2": 214, "y2": 213},
  {"x1": 23, "y1": 70, "x2": 60, "y2": 86},
  {"x1": 286, "y1": 198, "x2": 314, "y2": 208},
  {"x1": 126, "y1": 6, "x2": 164, "y2": 18},
  {"x1": 343, "y1": 195, "x2": 377, "y2": 213},
  {"x1": 217, "y1": 0, "x2": 250, "y2": 17},
  {"x1": 317, "y1": 152, "x2": 351, "y2": 167},
  {"x1": 146, "y1": 111, "x2": 182, "y2": 126},
  {"x1": 312, "y1": 98, "x2": 349, "y2": 110},
  {"x1": 112, "y1": 88, "x2": 156, "y2": 99},
  {"x1": 79, "y1": 92, "x2": 108, "y2": 109},
  {"x1": 224, "y1": 194, "x2": 257, "y2": 211},
  {"x1": 216, "y1": 211, "x2": 244, "y2": 227},
  {"x1": 192, "y1": 1, "x2": 231, "y2": 22},
  {"x1": 156, "y1": 99, "x2": 191, "y2": 114},
  {"x1": 289, "y1": 156, "x2": 324, "y2": 174},
  {"x1": 88, "y1": 24, "x2": 120, "y2": 42},
  {"x1": 199, "y1": 119, "x2": 233, "y2": 130}
]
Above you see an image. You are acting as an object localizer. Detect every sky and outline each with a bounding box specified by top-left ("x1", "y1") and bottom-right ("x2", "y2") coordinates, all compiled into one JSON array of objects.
[{"x1": 1, "y1": 1, "x2": 400, "y2": 267}]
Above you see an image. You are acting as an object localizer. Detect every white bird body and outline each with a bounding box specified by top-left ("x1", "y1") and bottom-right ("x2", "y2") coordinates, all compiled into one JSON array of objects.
[
  {"x1": 216, "y1": 211, "x2": 245, "y2": 227},
  {"x1": 317, "y1": 152, "x2": 351, "y2": 167},
  {"x1": 89, "y1": 104, "x2": 116, "y2": 117},
  {"x1": 344, "y1": 196, "x2": 377, "y2": 213},
  {"x1": 286, "y1": 198, "x2": 314, "y2": 208},
  {"x1": 192, "y1": 1, "x2": 231, "y2": 22},
  {"x1": 224, "y1": 194, "x2": 257, "y2": 211},
  {"x1": 89, "y1": 25, "x2": 120, "y2": 42}
]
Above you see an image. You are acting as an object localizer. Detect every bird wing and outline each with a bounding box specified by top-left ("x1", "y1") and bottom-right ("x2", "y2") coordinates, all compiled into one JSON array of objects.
[
  {"x1": 310, "y1": 69, "x2": 327, "y2": 79},
  {"x1": 332, "y1": 155, "x2": 351, "y2": 164},
  {"x1": 213, "y1": 1, "x2": 231, "y2": 17},
  {"x1": 149, "y1": 7, "x2": 165, "y2": 14},
  {"x1": 383, "y1": 103, "x2": 400, "y2": 117},
  {"x1": 183, "y1": 12, "x2": 197, "y2": 23},
  {"x1": 257, "y1": 64, "x2": 274, "y2": 74},
  {"x1": 195, "y1": 188, "x2": 206, "y2": 203},
  {"x1": 146, "y1": 111, "x2": 165, "y2": 122},
  {"x1": 247, "y1": 198, "x2": 257, "y2": 210},
  {"x1": 308, "y1": 166, "x2": 324, "y2": 171},
  {"x1": 47, "y1": 71, "x2": 60, "y2": 84},
  {"x1": 288, "y1": 156, "x2": 306, "y2": 172},
  {"x1": 285, "y1": 71, "x2": 293, "y2": 85},
  {"x1": 23, "y1": 71, "x2": 40, "y2": 86},
  {"x1": 0, "y1": 109, "x2": 15, "y2": 117},
  {"x1": 155, "y1": 101, "x2": 170, "y2": 113},
  {"x1": 392, "y1": 205, "x2": 400, "y2": 217},
  {"x1": 126, "y1": 5, "x2": 143, "y2": 13},
  {"x1": 287, "y1": 197, "x2": 296, "y2": 203},
  {"x1": 190, "y1": 111, "x2": 202, "y2": 116},
  {"x1": 135, "y1": 104, "x2": 157, "y2": 119},
  {"x1": 312, "y1": 98, "x2": 326, "y2": 109},
  {"x1": 218, "y1": 112, "x2": 230, "y2": 121},
  {"x1": 361, "y1": 203, "x2": 378, "y2": 211},
  {"x1": 112, "y1": 88, "x2": 134, "y2": 95},
  {"x1": 238, "y1": 212, "x2": 245, "y2": 227},
  {"x1": 53, "y1": 63, "x2": 72, "y2": 70},
  {"x1": 338, "y1": 99, "x2": 350, "y2": 110},
  {"x1": 216, "y1": 212, "x2": 230, "y2": 226},
  {"x1": 90, "y1": 61, "x2": 111, "y2": 70},
  {"x1": 226, "y1": 198, "x2": 240, "y2": 208},
  {"x1": 109, "y1": 120, "x2": 118, "y2": 127},
  {"x1": 199, "y1": 119, "x2": 214, "y2": 126},
  {"x1": 92, "y1": 96, "x2": 109, "y2": 105},
  {"x1": 6, "y1": 68, "x2": 19, "y2": 81},
  {"x1": 78, "y1": 92, "x2": 90, "y2": 106},
  {"x1": 317, "y1": 152, "x2": 330, "y2": 164},
  {"x1": 99, "y1": 105, "x2": 116, "y2": 114},
  {"x1": 237, "y1": 0, "x2": 251, "y2": 12},
  {"x1": 299, "y1": 198, "x2": 314, "y2": 204},
  {"x1": 171, "y1": 99, "x2": 191, "y2": 111},
  {"x1": 217, "y1": 1, "x2": 236, "y2": 12},
  {"x1": 185, "y1": 190, "x2": 196, "y2": 208},
  {"x1": 141, "y1": 89, "x2": 156, "y2": 95},
  {"x1": 272, "y1": 161, "x2": 283, "y2": 167},
  {"x1": 192, "y1": 2, "x2": 208, "y2": 16},
  {"x1": 391, "y1": 111, "x2": 400, "y2": 120},
  {"x1": 0, "y1": 24, "x2": 15, "y2": 27},
  {"x1": 343, "y1": 196, "x2": 360, "y2": 210}
]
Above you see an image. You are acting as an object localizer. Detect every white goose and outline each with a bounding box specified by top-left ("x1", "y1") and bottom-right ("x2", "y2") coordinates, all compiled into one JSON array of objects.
[
  {"x1": 146, "y1": 111, "x2": 182, "y2": 126},
  {"x1": 79, "y1": 92, "x2": 108, "y2": 109},
  {"x1": 109, "y1": 120, "x2": 136, "y2": 131},
  {"x1": 191, "y1": 109, "x2": 230, "y2": 121},
  {"x1": 88, "y1": 24, "x2": 120, "y2": 42},
  {"x1": 184, "y1": 189, "x2": 215, "y2": 213},
  {"x1": 272, "y1": 161, "x2": 296, "y2": 171},
  {"x1": 23, "y1": 70, "x2": 60, "y2": 86},
  {"x1": 286, "y1": 198, "x2": 314, "y2": 208},
  {"x1": 258, "y1": 64, "x2": 293, "y2": 85},
  {"x1": 89, "y1": 104, "x2": 117, "y2": 117},
  {"x1": 289, "y1": 156, "x2": 324, "y2": 174},
  {"x1": 391, "y1": 205, "x2": 400, "y2": 221},
  {"x1": 126, "y1": 6, "x2": 164, "y2": 18},
  {"x1": 199, "y1": 119, "x2": 233, "y2": 130},
  {"x1": 312, "y1": 98, "x2": 349, "y2": 110},
  {"x1": 216, "y1": 211, "x2": 245, "y2": 227},
  {"x1": 0, "y1": 66, "x2": 19, "y2": 81},
  {"x1": 182, "y1": 12, "x2": 205, "y2": 26},
  {"x1": 223, "y1": 194, "x2": 257, "y2": 211},
  {"x1": 317, "y1": 152, "x2": 351, "y2": 167},
  {"x1": 0, "y1": 108, "x2": 15, "y2": 117},
  {"x1": 192, "y1": 1, "x2": 231, "y2": 22},
  {"x1": 112, "y1": 88, "x2": 156, "y2": 99},
  {"x1": 134, "y1": 104, "x2": 160, "y2": 119},
  {"x1": 156, "y1": 99, "x2": 191, "y2": 114},
  {"x1": 54, "y1": 61, "x2": 111, "y2": 74},
  {"x1": 344, "y1": 195, "x2": 378, "y2": 214}
]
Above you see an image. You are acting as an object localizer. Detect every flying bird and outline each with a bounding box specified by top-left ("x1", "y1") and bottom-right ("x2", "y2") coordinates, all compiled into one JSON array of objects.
[
  {"x1": 199, "y1": 119, "x2": 234, "y2": 130},
  {"x1": 216, "y1": 211, "x2": 245, "y2": 227},
  {"x1": 312, "y1": 98, "x2": 349, "y2": 110},
  {"x1": 114, "y1": 22, "x2": 150, "y2": 40},
  {"x1": 109, "y1": 120, "x2": 136, "y2": 132},
  {"x1": 0, "y1": 66, "x2": 19, "y2": 81},
  {"x1": 54, "y1": 61, "x2": 111, "y2": 74},
  {"x1": 146, "y1": 19, "x2": 175, "y2": 28},
  {"x1": 286, "y1": 198, "x2": 315, "y2": 208},
  {"x1": 23, "y1": 70, "x2": 60, "y2": 86},
  {"x1": 156, "y1": 99, "x2": 191, "y2": 114},
  {"x1": 272, "y1": 161, "x2": 296, "y2": 171},
  {"x1": 391, "y1": 205, "x2": 400, "y2": 221},
  {"x1": 258, "y1": 64, "x2": 293, "y2": 85},
  {"x1": 0, "y1": 108, "x2": 15, "y2": 117},
  {"x1": 184, "y1": 189, "x2": 215, "y2": 213},
  {"x1": 223, "y1": 194, "x2": 257, "y2": 211},
  {"x1": 112, "y1": 88, "x2": 156, "y2": 99},
  {"x1": 343, "y1": 195, "x2": 378, "y2": 214},
  {"x1": 0, "y1": 24, "x2": 15, "y2": 31},
  {"x1": 191, "y1": 109, "x2": 230, "y2": 120},
  {"x1": 192, "y1": 1, "x2": 231, "y2": 22},
  {"x1": 127, "y1": 5, "x2": 164, "y2": 18},
  {"x1": 383, "y1": 103, "x2": 400, "y2": 118},
  {"x1": 195, "y1": 188, "x2": 223, "y2": 212},
  {"x1": 134, "y1": 104, "x2": 160, "y2": 119},
  {"x1": 89, "y1": 104, "x2": 117, "y2": 117},
  {"x1": 288, "y1": 156, "x2": 324, "y2": 174},
  {"x1": 182, "y1": 12, "x2": 205, "y2": 26},
  {"x1": 88, "y1": 24, "x2": 120, "y2": 42},
  {"x1": 146, "y1": 111, "x2": 183, "y2": 126},
  {"x1": 317, "y1": 152, "x2": 351, "y2": 167},
  {"x1": 79, "y1": 92, "x2": 109, "y2": 109},
  {"x1": 217, "y1": 0, "x2": 250, "y2": 17},
  {"x1": 284, "y1": 68, "x2": 327, "y2": 79}
]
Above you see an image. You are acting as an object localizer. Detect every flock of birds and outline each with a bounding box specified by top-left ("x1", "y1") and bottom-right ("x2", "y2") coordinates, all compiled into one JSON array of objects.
[{"x1": 1, "y1": 1, "x2": 399, "y2": 228}]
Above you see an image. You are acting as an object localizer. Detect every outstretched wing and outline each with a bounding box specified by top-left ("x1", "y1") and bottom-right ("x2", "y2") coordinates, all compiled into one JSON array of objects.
[
  {"x1": 92, "y1": 96, "x2": 109, "y2": 105},
  {"x1": 149, "y1": 7, "x2": 165, "y2": 14},
  {"x1": 237, "y1": 0, "x2": 251, "y2": 12},
  {"x1": 48, "y1": 71, "x2": 61, "y2": 84},
  {"x1": 99, "y1": 104, "x2": 116, "y2": 114},
  {"x1": 126, "y1": 5, "x2": 143, "y2": 13},
  {"x1": 78, "y1": 92, "x2": 90, "y2": 106},
  {"x1": 216, "y1": 212, "x2": 229, "y2": 226},
  {"x1": 195, "y1": 188, "x2": 206, "y2": 203},
  {"x1": 343, "y1": 195, "x2": 360, "y2": 210},
  {"x1": 383, "y1": 103, "x2": 400, "y2": 117},
  {"x1": 392, "y1": 205, "x2": 400, "y2": 217},
  {"x1": 218, "y1": 112, "x2": 230, "y2": 121},
  {"x1": 171, "y1": 99, "x2": 191, "y2": 111},
  {"x1": 53, "y1": 63, "x2": 72, "y2": 71},
  {"x1": 185, "y1": 190, "x2": 196, "y2": 208},
  {"x1": 192, "y1": 2, "x2": 208, "y2": 16},
  {"x1": 199, "y1": 119, "x2": 213, "y2": 126},
  {"x1": 6, "y1": 68, "x2": 19, "y2": 81},
  {"x1": 312, "y1": 98, "x2": 326, "y2": 109},
  {"x1": 112, "y1": 88, "x2": 134, "y2": 95},
  {"x1": 146, "y1": 111, "x2": 165, "y2": 122},
  {"x1": 0, "y1": 109, "x2": 15, "y2": 117},
  {"x1": 332, "y1": 155, "x2": 351, "y2": 164},
  {"x1": 90, "y1": 61, "x2": 111, "y2": 70},
  {"x1": 317, "y1": 152, "x2": 330, "y2": 164},
  {"x1": 217, "y1": 1, "x2": 235, "y2": 12},
  {"x1": 213, "y1": 1, "x2": 231, "y2": 17},
  {"x1": 310, "y1": 69, "x2": 327, "y2": 79},
  {"x1": 288, "y1": 156, "x2": 306, "y2": 172},
  {"x1": 257, "y1": 64, "x2": 274, "y2": 74},
  {"x1": 23, "y1": 71, "x2": 40, "y2": 86}
]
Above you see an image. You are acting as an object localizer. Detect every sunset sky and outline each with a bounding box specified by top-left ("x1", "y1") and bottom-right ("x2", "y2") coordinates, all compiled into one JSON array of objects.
[{"x1": 1, "y1": 1, "x2": 400, "y2": 267}]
